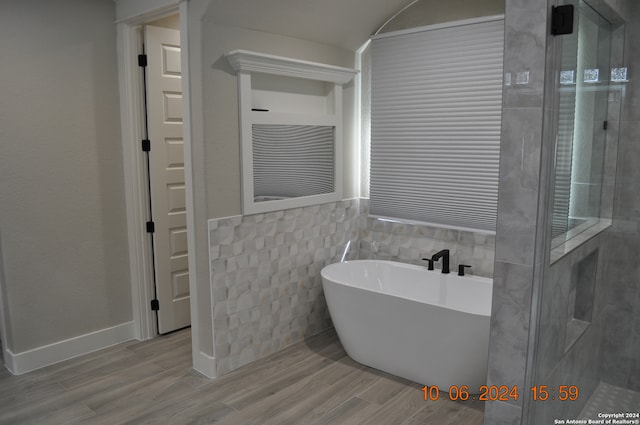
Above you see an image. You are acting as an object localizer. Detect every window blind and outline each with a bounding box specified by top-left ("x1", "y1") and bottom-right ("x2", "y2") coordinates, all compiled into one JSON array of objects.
[
  {"x1": 252, "y1": 124, "x2": 334, "y2": 200},
  {"x1": 369, "y1": 17, "x2": 504, "y2": 232},
  {"x1": 552, "y1": 32, "x2": 578, "y2": 240}
]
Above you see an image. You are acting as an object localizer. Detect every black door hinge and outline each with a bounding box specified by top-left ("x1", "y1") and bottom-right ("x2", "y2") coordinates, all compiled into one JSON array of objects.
[
  {"x1": 146, "y1": 221, "x2": 155, "y2": 233},
  {"x1": 551, "y1": 5, "x2": 574, "y2": 36},
  {"x1": 603, "y1": 120, "x2": 608, "y2": 130},
  {"x1": 138, "y1": 54, "x2": 148, "y2": 67},
  {"x1": 151, "y1": 299, "x2": 160, "y2": 311},
  {"x1": 142, "y1": 139, "x2": 151, "y2": 152}
]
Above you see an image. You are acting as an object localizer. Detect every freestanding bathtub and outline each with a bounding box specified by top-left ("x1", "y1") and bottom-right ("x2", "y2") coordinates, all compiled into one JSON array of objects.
[{"x1": 321, "y1": 260, "x2": 493, "y2": 390}]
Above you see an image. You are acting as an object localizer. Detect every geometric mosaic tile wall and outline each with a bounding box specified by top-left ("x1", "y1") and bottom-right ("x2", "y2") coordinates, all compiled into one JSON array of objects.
[
  {"x1": 208, "y1": 199, "x2": 360, "y2": 375},
  {"x1": 358, "y1": 200, "x2": 495, "y2": 278},
  {"x1": 209, "y1": 198, "x2": 496, "y2": 376}
]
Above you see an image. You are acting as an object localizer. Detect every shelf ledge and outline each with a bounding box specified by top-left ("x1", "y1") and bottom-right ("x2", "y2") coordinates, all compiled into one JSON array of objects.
[{"x1": 225, "y1": 49, "x2": 358, "y2": 84}]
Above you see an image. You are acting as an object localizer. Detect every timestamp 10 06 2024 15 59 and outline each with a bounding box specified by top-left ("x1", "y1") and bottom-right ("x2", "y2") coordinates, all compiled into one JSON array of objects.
[{"x1": 421, "y1": 385, "x2": 580, "y2": 402}]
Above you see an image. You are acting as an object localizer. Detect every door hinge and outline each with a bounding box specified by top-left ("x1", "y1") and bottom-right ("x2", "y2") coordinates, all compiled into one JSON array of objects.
[
  {"x1": 551, "y1": 5, "x2": 574, "y2": 36},
  {"x1": 138, "y1": 54, "x2": 148, "y2": 67},
  {"x1": 146, "y1": 221, "x2": 155, "y2": 233},
  {"x1": 142, "y1": 139, "x2": 151, "y2": 152},
  {"x1": 151, "y1": 299, "x2": 159, "y2": 311},
  {"x1": 603, "y1": 120, "x2": 608, "y2": 130}
]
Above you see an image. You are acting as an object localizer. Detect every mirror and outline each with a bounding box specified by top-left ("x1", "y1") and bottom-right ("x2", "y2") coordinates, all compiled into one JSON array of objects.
[
  {"x1": 551, "y1": 0, "x2": 613, "y2": 248},
  {"x1": 252, "y1": 124, "x2": 335, "y2": 202}
]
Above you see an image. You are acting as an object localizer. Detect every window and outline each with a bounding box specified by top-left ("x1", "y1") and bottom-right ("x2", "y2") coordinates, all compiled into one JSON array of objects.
[{"x1": 369, "y1": 17, "x2": 504, "y2": 232}]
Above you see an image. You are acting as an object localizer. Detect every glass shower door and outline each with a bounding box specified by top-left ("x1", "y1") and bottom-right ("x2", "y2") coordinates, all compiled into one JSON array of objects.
[
  {"x1": 529, "y1": 0, "x2": 614, "y2": 423},
  {"x1": 551, "y1": 0, "x2": 612, "y2": 244}
]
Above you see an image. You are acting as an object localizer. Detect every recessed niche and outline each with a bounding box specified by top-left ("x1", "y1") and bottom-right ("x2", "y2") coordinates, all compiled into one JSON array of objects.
[{"x1": 565, "y1": 250, "x2": 598, "y2": 351}]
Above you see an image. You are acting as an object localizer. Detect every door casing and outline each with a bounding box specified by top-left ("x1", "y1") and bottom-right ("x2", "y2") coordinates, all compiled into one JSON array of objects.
[{"x1": 115, "y1": 1, "x2": 212, "y2": 376}]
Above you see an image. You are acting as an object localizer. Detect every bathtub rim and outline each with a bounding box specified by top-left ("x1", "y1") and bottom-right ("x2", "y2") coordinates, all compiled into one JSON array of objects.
[{"x1": 321, "y1": 259, "x2": 493, "y2": 317}]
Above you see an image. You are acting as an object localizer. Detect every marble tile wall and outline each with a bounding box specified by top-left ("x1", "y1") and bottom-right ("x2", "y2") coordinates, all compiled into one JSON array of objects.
[
  {"x1": 485, "y1": 0, "x2": 553, "y2": 424},
  {"x1": 532, "y1": 318, "x2": 606, "y2": 423},
  {"x1": 530, "y1": 235, "x2": 608, "y2": 423},
  {"x1": 601, "y1": 0, "x2": 640, "y2": 391},
  {"x1": 601, "y1": 230, "x2": 640, "y2": 391},
  {"x1": 208, "y1": 199, "x2": 360, "y2": 375}
]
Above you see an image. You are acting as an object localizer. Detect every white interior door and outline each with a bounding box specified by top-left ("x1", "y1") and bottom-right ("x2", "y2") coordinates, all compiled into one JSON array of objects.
[{"x1": 145, "y1": 25, "x2": 190, "y2": 334}]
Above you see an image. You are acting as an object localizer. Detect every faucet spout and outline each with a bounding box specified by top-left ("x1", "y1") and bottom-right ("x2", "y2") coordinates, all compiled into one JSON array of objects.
[{"x1": 431, "y1": 249, "x2": 450, "y2": 274}]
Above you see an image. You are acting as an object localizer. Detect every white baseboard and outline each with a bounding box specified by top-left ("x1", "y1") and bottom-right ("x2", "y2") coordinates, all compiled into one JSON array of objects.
[
  {"x1": 3, "y1": 347, "x2": 16, "y2": 374},
  {"x1": 4, "y1": 321, "x2": 135, "y2": 375},
  {"x1": 192, "y1": 350, "x2": 216, "y2": 379}
]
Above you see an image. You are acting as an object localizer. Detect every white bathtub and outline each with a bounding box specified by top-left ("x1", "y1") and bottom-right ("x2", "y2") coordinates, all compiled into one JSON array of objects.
[{"x1": 321, "y1": 260, "x2": 493, "y2": 390}]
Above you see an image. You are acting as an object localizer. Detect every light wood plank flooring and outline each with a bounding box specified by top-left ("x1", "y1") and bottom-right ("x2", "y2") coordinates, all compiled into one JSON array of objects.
[{"x1": 0, "y1": 329, "x2": 484, "y2": 424}]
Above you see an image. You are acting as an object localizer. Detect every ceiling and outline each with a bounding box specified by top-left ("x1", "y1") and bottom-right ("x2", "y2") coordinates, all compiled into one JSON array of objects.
[{"x1": 202, "y1": 0, "x2": 416, "y2": 51}]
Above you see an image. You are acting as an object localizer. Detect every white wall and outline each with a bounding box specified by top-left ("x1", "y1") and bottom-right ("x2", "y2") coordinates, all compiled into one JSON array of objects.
[
  {"x1": 379, "y1": 0, "x2": 504, "y2": 33},
  {"x1": 0, "y1": 0, "x2": 132, "y2": 354},
  {"x1": 149, "y1": 13, "x2": 180, "y2": 30},
  {"x1": 114, "y1": 0, "x2": 177, "y2": 23}
]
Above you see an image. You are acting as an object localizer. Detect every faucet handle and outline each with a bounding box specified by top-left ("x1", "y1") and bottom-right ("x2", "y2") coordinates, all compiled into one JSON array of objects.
[
  {"x1": 421, "y1": 258, "x2": 435, "y2": 270},
  {"x1": 458, "y1": 264, "x2": 472, "y2": 276}
]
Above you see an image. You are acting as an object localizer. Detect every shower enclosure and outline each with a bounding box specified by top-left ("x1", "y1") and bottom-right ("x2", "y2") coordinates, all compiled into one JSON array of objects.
[{"x1": 523, "y1": 0, "x2": 639, "y2": 422}]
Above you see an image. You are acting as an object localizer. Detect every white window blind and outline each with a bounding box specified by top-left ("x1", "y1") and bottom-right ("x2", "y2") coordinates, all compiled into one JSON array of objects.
[
  {"x1": 369, "y1": 17, "x2": 504, "y2": 232},
  {"x1": 252, "y1": 124, "x2": 335, "y2": 200}
]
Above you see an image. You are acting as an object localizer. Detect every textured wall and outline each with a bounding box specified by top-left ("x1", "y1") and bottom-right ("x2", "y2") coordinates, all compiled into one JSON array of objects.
[{"x1": 0, "y1": 0, "x2": 132, "y2": 353}]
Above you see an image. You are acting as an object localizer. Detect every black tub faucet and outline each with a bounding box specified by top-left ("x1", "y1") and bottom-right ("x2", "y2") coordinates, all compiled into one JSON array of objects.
[
  {"x1": 458, "y1": 264, "x2": 472, "y2": 276},
  {"x1": 431, "y1": 249, "x2": 450, "y2": 274},
  {"x1": 421, "y1": 257, "x2": 435, "y2": 270}
]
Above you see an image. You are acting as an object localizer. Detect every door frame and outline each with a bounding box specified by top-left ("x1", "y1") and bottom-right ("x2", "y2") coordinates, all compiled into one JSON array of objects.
[
  {"x1": 0, "y1": 237, "x2": 10, "y2": 368},
  {"x1": 115, "y1": 1, "x2": 205, "y2": 371},
  {"x1": 115, "y1": 0, "x2": 217, "y2": 378}
]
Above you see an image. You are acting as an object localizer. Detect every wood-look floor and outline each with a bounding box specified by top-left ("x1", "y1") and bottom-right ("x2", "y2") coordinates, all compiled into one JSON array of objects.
[{"x1": 0, "y1": 329, "x2": 484, "y2": 424}]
